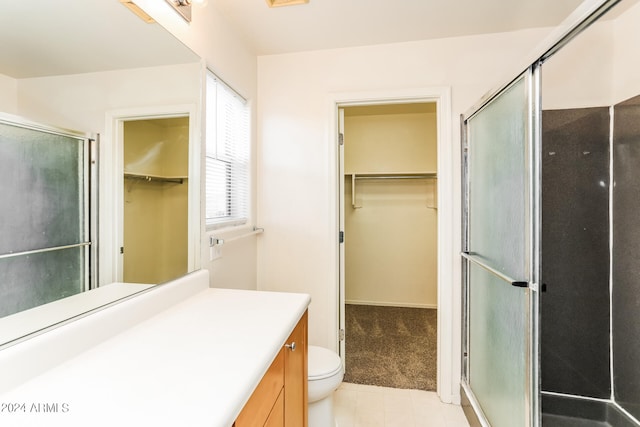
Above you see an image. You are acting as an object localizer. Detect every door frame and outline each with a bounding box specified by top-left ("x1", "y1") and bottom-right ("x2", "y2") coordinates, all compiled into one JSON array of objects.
[
  {"x1": 327, "y1": 86, "x2": 457, "y2": 403},
  {"x1": 101, "y1": 104, "x2": 201, "y2": 285}
]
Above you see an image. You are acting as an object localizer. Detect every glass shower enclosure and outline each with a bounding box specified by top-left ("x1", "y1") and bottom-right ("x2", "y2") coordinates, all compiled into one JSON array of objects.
[
  {"x1": 461, "y1": 70, "x2": 540, "y2": 427},
  {"x1": 461, "y1": 0, "x2": 640, "y2": 426}
]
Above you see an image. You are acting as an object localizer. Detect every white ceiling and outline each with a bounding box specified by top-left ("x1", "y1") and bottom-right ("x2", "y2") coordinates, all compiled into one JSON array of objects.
[
  {"x1": 1, "y1": 0, "x2": 586, "y2": 79},
  {"x1": 212, "y1": 0, "x2": 585, "y2": 55},
  {"x1": 0, "y1": 0, "x2": 198, "y2": 78}
]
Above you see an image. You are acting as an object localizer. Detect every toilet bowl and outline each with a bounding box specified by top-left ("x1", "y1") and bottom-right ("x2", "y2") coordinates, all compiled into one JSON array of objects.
[{"x1": 308, "y1": 345, "x2": 344, "y2": 427}]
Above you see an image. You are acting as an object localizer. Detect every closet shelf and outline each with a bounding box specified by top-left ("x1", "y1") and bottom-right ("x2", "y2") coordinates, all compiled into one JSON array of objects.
[
  {"x1": 347, "y1": 172, "x2": 437, "y2": 180},
  {"x1": 347, "y1": 172, "x2": 437, "y2": 209},
  {"x1": 124, "y1": 172, "x2": 187, "y2": 184}
]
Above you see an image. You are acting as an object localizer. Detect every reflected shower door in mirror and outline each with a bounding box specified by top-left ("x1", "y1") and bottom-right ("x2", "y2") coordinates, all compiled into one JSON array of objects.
[
  {"x1": 123, "y1": 117, "x2": 189, "y2": 284},
  {"x1": 0, "y1": 117, "x2": 94, "y2": 318},
  {"x1": 540, "y1": 0, "x2": 640, "y2": 424}
]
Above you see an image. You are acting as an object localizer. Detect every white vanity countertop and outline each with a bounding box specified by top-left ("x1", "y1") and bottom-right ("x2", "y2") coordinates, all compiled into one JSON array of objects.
[{"x1": 0, "y1": 287, "x2": 311, "y2": 427}]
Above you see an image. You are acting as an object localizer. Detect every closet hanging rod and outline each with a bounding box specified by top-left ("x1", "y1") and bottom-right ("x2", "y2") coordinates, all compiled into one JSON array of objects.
[
  {"x1": 353, "y1": 174, "x2": 437, "y2": 180},
  {"x1": 124, "y1": 172, "x2": 186, "y2": 184},
  {"x1": 350, "y1": 173, "x2": 438, "y2": 209}
]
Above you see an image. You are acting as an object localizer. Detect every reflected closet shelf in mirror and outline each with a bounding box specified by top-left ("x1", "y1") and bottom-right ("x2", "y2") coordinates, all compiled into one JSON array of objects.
[
  {"x1": 345, "y1": 172, "x2": 437, "y2": 209},
  {"x1": 124, "y1": 172, "x2": 188, "y2": 185}
]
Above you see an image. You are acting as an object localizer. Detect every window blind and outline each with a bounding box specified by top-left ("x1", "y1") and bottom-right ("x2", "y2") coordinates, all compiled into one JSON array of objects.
[{"x1": 205, "y1": 71, "x2": 250, "y2": 229}]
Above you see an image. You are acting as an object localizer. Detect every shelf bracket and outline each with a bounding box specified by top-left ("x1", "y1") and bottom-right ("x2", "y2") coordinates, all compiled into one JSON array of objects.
[{"x1": 351, "y1": 174, "x2": 362, "y2": 208}]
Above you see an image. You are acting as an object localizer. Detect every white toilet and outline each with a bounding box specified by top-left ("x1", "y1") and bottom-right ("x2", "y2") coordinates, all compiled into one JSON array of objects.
[{"x1": 308, "y1": 345, "x2": 344, "y2": 427}]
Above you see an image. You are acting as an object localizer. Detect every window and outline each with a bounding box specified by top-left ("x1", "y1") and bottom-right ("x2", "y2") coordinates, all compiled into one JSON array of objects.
[{"x1": 205, "y1": 71, "x2": 250, "y2": 229}]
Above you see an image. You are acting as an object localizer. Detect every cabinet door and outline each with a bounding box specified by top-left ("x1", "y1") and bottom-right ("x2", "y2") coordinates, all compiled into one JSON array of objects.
[
  {"x1": 235, "y1": 351, "x2": 284, "y2": 427},
  {"x1": 284, "y1": 310, "x2": 308, "y2": 427}
]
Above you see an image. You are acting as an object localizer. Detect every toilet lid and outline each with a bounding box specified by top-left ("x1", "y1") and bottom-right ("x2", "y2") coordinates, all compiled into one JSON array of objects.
[{"x1": 308, "y1": 345, "x2": 342, "y2": 380}]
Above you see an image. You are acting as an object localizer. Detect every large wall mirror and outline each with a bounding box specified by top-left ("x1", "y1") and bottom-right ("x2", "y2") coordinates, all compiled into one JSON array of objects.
[{"x1": 0, "y1": 0, "x2": 201, "y2": 348}]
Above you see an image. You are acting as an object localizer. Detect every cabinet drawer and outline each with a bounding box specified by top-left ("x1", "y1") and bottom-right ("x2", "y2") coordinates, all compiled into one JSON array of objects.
[{"x1": 235, "y1": 350, "x2": 285, "y2": 427}]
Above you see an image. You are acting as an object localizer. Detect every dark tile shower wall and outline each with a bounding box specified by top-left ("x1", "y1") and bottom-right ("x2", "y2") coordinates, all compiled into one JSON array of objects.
[
  {"x1": 541, "y1": 107, "x2": 611, "y2": 399},
  {"x1": 613, "y1": 94, "x2": 640, "y2": 422}
]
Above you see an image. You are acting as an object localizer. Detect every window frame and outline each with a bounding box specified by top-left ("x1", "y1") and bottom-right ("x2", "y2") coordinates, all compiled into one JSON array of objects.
[{"x1": 204, "y1": 70, "x2": 251, "y2": 231}]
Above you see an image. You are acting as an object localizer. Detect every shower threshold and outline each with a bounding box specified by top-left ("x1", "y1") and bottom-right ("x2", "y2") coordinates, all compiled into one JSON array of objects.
[
  {"x1": 542, "y1": 393, "x2": 638, "y2": 427},
  {"x1": 543, "y1": 413, "x2": 611, "y2": 426}
]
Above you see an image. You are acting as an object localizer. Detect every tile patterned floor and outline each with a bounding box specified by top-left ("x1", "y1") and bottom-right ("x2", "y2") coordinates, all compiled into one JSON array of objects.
[{"x1": 334, "y1": 382, "x2": 470, "y2": 427}]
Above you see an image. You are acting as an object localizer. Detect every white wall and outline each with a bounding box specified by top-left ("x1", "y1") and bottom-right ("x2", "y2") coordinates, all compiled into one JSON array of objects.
[
  {"x1": 613, "y1": 1, "x2": 640, "y2": 104},
  {"x1": 541, "y1": 1, "x2": 640, "y2": 110},
  {"x1": 541, "y1": 20, "x2": 615, "y2": 110},
  {"x1": 345, "y1": 178, "x2": 438, "y2": 307},
  {"x1": 133, "y1": 1, "x2": 256, "y2": 97},
  {"x1": 16, "y1": 63, "x2": 200, "y2": 132},
  {"x1": 256, "y1": 28, "x2": 552, "y2": 401},
  {"x1": 0, "y1": 74, "x2": 17, "y2": 114}
]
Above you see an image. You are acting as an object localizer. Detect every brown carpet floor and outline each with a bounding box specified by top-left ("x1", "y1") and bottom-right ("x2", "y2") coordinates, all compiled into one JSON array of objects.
[{"x1": 344, "y1": 304, "x2": 437, "y2": 391}]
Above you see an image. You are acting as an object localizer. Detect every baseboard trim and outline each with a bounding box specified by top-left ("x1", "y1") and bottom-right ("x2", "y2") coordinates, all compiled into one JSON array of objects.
[{"x1": 345, "y1": 299, "x2": 437, "y2": 309}]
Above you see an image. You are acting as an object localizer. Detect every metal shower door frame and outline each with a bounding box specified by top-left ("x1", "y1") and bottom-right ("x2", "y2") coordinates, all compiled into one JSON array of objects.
[
  {"x1": 458, "y1": 1, "x2": 628, "y2": 425},
  {"x1": 460, "y1": 64, "x2": 542, "y2": 427}
]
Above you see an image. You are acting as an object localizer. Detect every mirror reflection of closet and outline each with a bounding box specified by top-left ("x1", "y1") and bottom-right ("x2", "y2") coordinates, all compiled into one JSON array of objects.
[{"x1": 123, "y1": 117, "x2": 189, "y2": 284}]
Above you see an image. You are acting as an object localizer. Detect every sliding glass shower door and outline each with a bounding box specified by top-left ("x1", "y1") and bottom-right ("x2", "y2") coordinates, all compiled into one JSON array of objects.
[
  {"x1": 0, "y1": 116, "x2": 94, "y2": 318},
  {"x1": 461, "y1": 70, "x2": 540, "y2": 427}
]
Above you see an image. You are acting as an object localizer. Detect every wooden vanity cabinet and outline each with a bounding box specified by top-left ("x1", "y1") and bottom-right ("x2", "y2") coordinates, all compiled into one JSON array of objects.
[
  {"x1": 284, "y1": 310, "x2": 308, "y2": 427},
  {"x1": 234, "y1": 310, "x2": 308, "y2": 427},
  {"x1": 234, "y1": 351, "x2": 285, "y2": 427}
]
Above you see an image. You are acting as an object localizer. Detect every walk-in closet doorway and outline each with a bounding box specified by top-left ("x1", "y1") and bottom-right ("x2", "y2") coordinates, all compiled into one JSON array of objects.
[
  {"x1": 101, "y1": 105, "x2": 201, "y2": 287},
  {"x1": 338, "y1": 102, "x2": 439, "y2": 391},
  {"x1": 122, "y1": 116, "x2": 190, "y2": 285}
]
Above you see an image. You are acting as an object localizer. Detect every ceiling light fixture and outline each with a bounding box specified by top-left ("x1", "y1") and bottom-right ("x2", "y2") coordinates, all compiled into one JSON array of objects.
[
  {"x1": 119, "y1": 0, "x2": 155, "y2": 23},
  {"x1": 164, "y1": 0, "x2": 207, "y2": 22},
  {"x1": 266, "y1": 0, "x2": 309, "y2": 8},
  {"x1": 165, "y1": 0, "x2": 192, "y2": 22}
]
